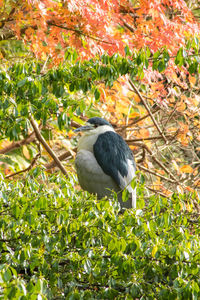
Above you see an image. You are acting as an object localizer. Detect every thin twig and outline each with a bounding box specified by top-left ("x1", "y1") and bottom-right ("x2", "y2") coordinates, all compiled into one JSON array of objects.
[
  {"x1": 29, "y1": 115, "x2": 68, "y2": 177},
  {"x1": 138, "y1": 165, "x2": 177, "y2": 184},
  {"x1": 146, "y1": 186, "x2": 170, "y2": 198},
  {"x1": 128, "y1": 79, "x2": 167, "y2": 143},
  {"x1": 129, "y1": 142, "x2": 179, "y2": 184},
  {"x1": 117, "y1": 107, "x2": 160, "y2": 132},
  {"x1": 126, "y1": 134, "x2": 173, "y2": 142},
  {"x1": 5, "y1": 153, "x2": 40, "y2": 179},
  {"x1": 47, "y1": 22, "x2": 114, "y2": 45},
  {"x1": 120, "y1": 17, "x2": 135, "y2": 33}
]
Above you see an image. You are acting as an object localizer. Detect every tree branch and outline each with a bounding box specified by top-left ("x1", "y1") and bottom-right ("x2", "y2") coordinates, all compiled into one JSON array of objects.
[
  {"x1": 0, "y1": 131, "x2": 36, "y2": 154},
  {"x1": 29, "y1": 115, "x2": 68, "y2": 177},
  {"x1": 5, "y1": 153, "x2": 40, "y2": 179},
  {"x1": 128, "y1": 79, "x2": 167, "y2": 143},
  {"x1": 47, "y1": 21, "x2": 114, "y2": 45},
  {"x1": 128, "y1": 142, "x2": 179, "y2": 184},
  {"x1": 138, "y1": 165, "x2": 177, "y2": 184},
  {"x1": 45, "y1": 150, "x2": 75, "y2": 170},
  {"x1": 126, "y1": 134, "x2": 173, "y2": 142}
]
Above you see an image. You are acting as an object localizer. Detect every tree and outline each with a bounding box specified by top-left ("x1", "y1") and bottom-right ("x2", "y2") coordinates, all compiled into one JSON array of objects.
[
  {"x1": 0, "y1": 0, "x2": 200, "y2": 298},
  {"x1": 0, "y1": 0, "x2": 200, "y2": 197}
]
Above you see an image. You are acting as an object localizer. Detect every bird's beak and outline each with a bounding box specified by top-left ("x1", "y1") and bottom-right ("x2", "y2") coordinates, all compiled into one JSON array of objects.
[{"x1": 74, "y1": 123, "x2": 94, "y2": 133}]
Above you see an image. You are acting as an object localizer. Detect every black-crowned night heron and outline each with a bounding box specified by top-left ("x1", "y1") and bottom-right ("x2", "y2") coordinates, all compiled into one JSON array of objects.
[{"x1": 74, "y1": 117, "x2": 136, "y2": 209}]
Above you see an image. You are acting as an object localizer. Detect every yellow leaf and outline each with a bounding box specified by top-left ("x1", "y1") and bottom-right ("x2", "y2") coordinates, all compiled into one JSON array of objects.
[
  {"x1": 179, "y1": 165, "x2": 193, "y2": 173},
  {"x1": 23, "y1": 145, "x2": 30, "y2": 160},
  {"x1": 152, "y1": 245, "x2": 158, "y2": 258},
  {"x1": 129, "y1": 112, "x2": 140, "y2": 119}
]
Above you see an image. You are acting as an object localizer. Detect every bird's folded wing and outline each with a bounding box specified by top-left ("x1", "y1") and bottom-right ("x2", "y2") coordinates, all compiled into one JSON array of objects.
[{"x1": 93, "y1": 131, "x2": 136, "y2": 189}]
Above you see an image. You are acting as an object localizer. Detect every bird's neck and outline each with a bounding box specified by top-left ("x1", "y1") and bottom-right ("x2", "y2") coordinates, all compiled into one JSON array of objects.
[{"x1": 77, "y1": 125, "x2": 115, "y2": 152}]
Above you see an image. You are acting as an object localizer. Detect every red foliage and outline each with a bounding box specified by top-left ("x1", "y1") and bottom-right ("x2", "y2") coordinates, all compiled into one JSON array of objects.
[{"x1": 4, "y1": 0, "x2": 198, "y2": 62}]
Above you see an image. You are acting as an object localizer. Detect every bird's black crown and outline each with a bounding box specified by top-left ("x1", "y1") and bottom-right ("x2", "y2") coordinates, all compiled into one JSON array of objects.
[{"x1": 87, "y1": 117, "x2": 112, "y2": 127}]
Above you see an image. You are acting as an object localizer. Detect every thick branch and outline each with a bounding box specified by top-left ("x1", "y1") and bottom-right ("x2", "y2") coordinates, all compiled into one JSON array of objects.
[
  {"x1": 29, "y1": 115, "x2": 68, "y2": 177},
  {"x1": 0, "y1": 131, "x2": 36, "y2": 154},
  {"x1": 45, "y1": 150, "x2": 75, "y2": 169}
]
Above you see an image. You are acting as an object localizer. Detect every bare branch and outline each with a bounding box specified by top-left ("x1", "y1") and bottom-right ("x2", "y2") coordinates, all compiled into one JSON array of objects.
[
  {"x1": 45, "y1": 149, "x2": 76, "y2": 169},
  {"x1": 138, "y1": 165, "x2": 177, "y2": 184},
  {"x1": 126, "y1": 134, "x2": 173, "y2": 142},
  {"x1": 5, "y1": 153, "x2": 40, "y2": 179},
  {"x1": 128, "y1": 142, "x2": 179, "y2": 184},
  {"x1": 128, "y1": 79, "x2": 167, "y2": 143},
  {"x1": 29, "y1": 115, "x2": 68, "y2": 177},
  {"x1": 146, "y1": 186, "x2": 171, "y2": 198},
  {"x1": 0, "y1": 131, "x2": 36, "y2": 154}
]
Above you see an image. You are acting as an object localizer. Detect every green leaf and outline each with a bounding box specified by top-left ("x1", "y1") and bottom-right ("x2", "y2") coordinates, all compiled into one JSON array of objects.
[
  {"x1": 94, "y1": 88, "x2": 100, "y2": 100},
  {"x1": 122, "y1": 189, "x2": 130, "y2": 202},
  {"x1": 17, "y1": 78, "x2": 27, "y2": 87},
  {"x1": 140, "y1": 174, "x2": 145, "y2": 185},
  {"x1": 84, "y1": 259, "x2": 92, "y2": 274},
  {"x1": 3, "y1": 268, "x2": 12, "y2": 282}
]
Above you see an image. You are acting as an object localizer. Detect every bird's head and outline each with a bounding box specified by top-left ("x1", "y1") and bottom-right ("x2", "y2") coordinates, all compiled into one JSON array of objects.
[{"x1": 74, "y1": 117, "x2": 113, "y2": 135}]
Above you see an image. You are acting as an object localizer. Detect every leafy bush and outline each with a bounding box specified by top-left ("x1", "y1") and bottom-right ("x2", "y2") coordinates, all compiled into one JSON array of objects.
[{"x1": 0, "y1": 170, "x2": 199, "y2": 299}]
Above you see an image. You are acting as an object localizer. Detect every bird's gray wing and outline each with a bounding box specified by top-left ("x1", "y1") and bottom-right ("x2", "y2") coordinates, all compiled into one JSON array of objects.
[{"x1": 93, "y1": 131, "x2": 136, "y2": 190}]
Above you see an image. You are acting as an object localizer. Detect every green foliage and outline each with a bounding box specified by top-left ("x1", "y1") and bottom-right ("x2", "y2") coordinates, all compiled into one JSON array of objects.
[
  {"x1": 0, "y1": 171, "x2": 199, "y2": 299},
  {"x1": 0, "y1": 40, "x2": 199, "y2": 141}
]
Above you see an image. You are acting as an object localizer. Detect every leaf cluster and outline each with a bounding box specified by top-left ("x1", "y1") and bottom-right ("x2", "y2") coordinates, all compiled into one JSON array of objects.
[
  {"x1": 0, "y1": 171, "x2": 200, "y2": 299},
  {"x1": 0, "y1": 42, "x2": 199, "y2": 141}
]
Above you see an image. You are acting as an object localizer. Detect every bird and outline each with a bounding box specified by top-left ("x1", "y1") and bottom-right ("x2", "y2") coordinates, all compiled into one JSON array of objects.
[{"x1": 74, "y1": 117, "x2": 136, "y2": 209}]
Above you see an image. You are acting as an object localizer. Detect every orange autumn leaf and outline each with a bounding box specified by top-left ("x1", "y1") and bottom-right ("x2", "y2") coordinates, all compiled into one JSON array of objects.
[
  {"x1": 177, "y1": 101, "x2": 186, "y2": 112},
  {"x1": 179, "y1": 165, "x2": 193, "y2": 174},
  {"x1": 188, "y1": 74, "x2": 196, "y2": 87},
  {"x1": 139, "y1": 128, "x2": 150, "y2": 138},
  {"x1": 129, "y1": 112, "x2": 140, "y2": 119},
  {"x1": 133, "y1": 93, "x2": 141, "y2": 103},
  {"x1": 129, "y1": 145, "x2": 138, "y2": 151},
  {"x1": 68, "y1": 130, "x2": 75, "y2": 139},
  {"x1": 185, "y1": 186, "x2": 194, "y2": 192}
]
